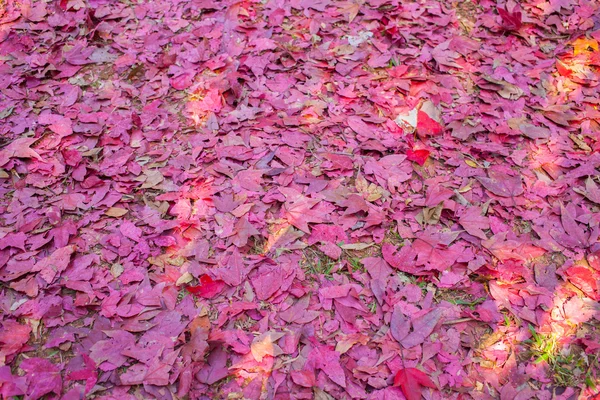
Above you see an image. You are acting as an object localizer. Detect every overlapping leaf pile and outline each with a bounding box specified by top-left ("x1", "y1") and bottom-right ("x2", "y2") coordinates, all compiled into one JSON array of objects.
[{"x1": 1, "y1": 0, "x2": 600, "y2": 398}]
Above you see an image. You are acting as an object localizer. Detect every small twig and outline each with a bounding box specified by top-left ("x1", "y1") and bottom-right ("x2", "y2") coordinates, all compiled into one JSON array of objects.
[{"x1": 442, "y1": 317, "x2": 474, "y2": 325}]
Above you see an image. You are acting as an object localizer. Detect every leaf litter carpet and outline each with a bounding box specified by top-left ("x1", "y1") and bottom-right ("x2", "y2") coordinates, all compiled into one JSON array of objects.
[{"x1": 1, "y1": 0, "x2": 600, "y2": 399}]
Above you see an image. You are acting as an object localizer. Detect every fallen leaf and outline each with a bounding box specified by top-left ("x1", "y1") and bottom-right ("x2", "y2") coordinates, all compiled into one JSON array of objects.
[
  {"x1": 416, "y1": 111, "x2": 443, "y2": 137},
  {"x1": 393, "y1": 367, "x2": 437, "y2": 400},
  {"x1": 251, "y1": 331, "x2": 285, "y2": 362},
  {"x1": 186, "y1": 275, "x2": 225, "y2": 299},
  {"x1": 477, "y1": 170, "x2": 524, "y2": 198},
  {"x1": 105, "y1": 207, "x2": 129, "y2": 217},
  {"x1": 401, "y1": 308, "x2": 444, "y2": 348},
  {"x1": 497, "y1": 5, "x2": 522, "y2": 31},
  {"x1": 0, "y1": 138, "x2": 43, "y2": 166},
  {"x1": 406, "y1": 149, "x2": 430, "y2": 165},
  {"x1": 573, "y1": 37, "x2": 598, "y2": 56}
]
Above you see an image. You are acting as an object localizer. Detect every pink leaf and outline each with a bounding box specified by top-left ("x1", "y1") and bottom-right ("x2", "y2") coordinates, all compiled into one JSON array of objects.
[
  {"x1": 498, "y1": 5, "x2": 522, "y2": 31},
  {"x1": 477, "y1": 169, "x2": 523, "y2": 198},
  {"x1": 400, "y1": 308, "x2": 444, "y2": 348}
]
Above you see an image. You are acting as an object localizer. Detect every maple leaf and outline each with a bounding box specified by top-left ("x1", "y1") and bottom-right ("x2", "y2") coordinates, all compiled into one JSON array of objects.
[
  {"x1": 66, "y1": 354, "x2": 97, "y2": 394},
  {"x1": 339, "y1": 2, "x2": 360, "y2": 23},
  {"x1": 565, "y1": 266, "x2": 599, "y2": 300},
  {"x1": 406, "y1": 149, "x2": 430, "y2": 166},
  {"x1": 32, "y1": 245, "x2": 76, "y2": 284},
  {"x1": 0, "y1": 138, "x2": 43, "y2": 166},
  {"x1": 380, "y1": 16, "x2": 399, "y2": 38},
  {"x1": 572, "y1": 37, "x2": 599, "y2": 56},
  {"x1": 197, "y1": 348, "x2": 229, "y2": 385},
  {"x1": 573, "y1": 177, "x2": 600, "y2": 204},
  {"x1": 20, "y1": 358, "x2": 62, "y2": 400},
  {"x1": 393, "y1": 368, "x2": 436, "y2": 400},
  {"x1": 186, "y1": 275, "x2": 225, "y2": 298},
  {"x1": 477, "y1": 170, "x2": 524, "y2": 198},
  {"x1": 458, "y1": 207, "x2": 489, "y2": 240},
  {"x1": 231, "y1": 215, "x2": 260, "y2": 247},
  {"x1": 497, "y1": 5, "x2": 522, "y2": 31},
  {"x1": 0, "y1": 321, "x2": 31, "y2": 360},
  {"x1": 251, "y1": 331, "x2": 285, "y2": 362},
  {"x1": 400, "y1": 308, "x2": 444, "y2": 348},
  {"x1": 416, "y1": 111, "x2": 443, "y2": 137},
  {"x1": 481, "y1": 75, "x2": 524, "y2": 100},
  {"x1": 252, "y1": 265, "x2": 284, "y2": 300},
  {"x1": 431, "y1": 40, "x2": 461, "y2": 68},
  {"x1": 555, "y1": 59, "x2": 573, "y2": 77},
  {"x1": 558, "y1": 203, "x2": 590, "y2": 248},
  {"x1": 284, "y1": 196, "x2": 327, "y2": 233},
  {"x1": 347, "y1": 116, "x2": 373, "y2": 137},
  {"x1": 545, "y1": 0, "x2": 572, "y2": 13}
]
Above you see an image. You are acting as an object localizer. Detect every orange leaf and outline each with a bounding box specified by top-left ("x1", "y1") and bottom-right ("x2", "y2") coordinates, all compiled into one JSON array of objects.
[{"x1": 573, "y1": 37, "x2": 598, "y2": 56}]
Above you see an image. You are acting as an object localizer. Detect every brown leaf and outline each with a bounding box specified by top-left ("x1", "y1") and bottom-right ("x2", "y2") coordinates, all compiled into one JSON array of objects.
[
  {"x1": 105, "y1": 207, "x2": 129, "y2": 217},
  {"x1": 481, "y1": 76, "x2": 524, "y2": 100}
]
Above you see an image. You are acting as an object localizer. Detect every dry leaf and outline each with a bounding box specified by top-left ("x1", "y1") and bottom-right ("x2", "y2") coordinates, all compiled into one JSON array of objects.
[
  {"x1": 111, "y1": 263, "x2": 124, "y2": 278},
  {"x1": 176, "y1": 272, "x2": 194, "y2": 286},
  {"x1": 251, "y1": 331, "x2": 285, "y2": 362},
  {"x1": 105, "y1": 207, "x2": 129, "y2": 217}
]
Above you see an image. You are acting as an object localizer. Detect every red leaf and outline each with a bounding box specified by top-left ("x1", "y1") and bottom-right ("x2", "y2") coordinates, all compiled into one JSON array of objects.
[
  {"x1": 497, "y1": 5, "x2": 522, "y2": 31},
  {"x1": 565, "y1": 266, "x2": 599, "y2": 300},
  {"x1": 393, "y1": 368, "x2": 436, "y2": 400},
  {"x1": 381, "y1": 17, "x2": 398, "y2": 37},
  {"x1": 186, "y1": 275, "x2": 225, "y2": 299},
  {"x1": 406, "y1": 149, "x2": 430, "y2": 166},
  {"x1": 555, "y1": 59, "x2": 572, "y2": 77},
  {"x1": 66, "y1": 354, "x2": 97, "y2": 394},
  {"x1": 416, "y1": 111, "x2": 442, "y2": 137}
]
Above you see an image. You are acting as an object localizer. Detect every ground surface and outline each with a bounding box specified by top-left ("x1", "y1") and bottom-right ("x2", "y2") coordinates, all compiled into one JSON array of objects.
[{"x1": 1, "y1": 0, "x2": 600, "y2": 399}]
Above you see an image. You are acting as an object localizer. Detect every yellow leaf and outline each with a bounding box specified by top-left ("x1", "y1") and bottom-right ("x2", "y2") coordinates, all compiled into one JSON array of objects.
[
  {"x1": 573, "y1": 37, "x2": 598, "y2": 56},
  {"x1": 465, "y1": 159, "x2": 478, "y2": 168}
]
